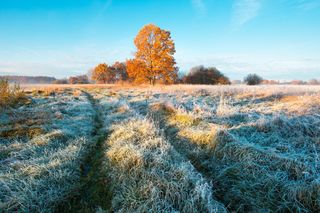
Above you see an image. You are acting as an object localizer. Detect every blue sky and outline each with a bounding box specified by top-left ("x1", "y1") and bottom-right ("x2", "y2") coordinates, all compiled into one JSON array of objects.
[{"x1": 0, "y1": 0, "x2": 319, "y2": 80}]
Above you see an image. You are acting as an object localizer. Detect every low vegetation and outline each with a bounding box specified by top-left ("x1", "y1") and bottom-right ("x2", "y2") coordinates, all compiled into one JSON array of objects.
[
  {"x1": 145, "y1": 86, "x2": 320, "y2": 212},
  {"x1": 0, "y1": 78, "x2": 27, "y2": 109},
  {"x1": 0, "y1": 89, "x2": 95, "y2": 211},
  {"x1": 1, "y1": 84, "x2": 320, "y2": 212},
  {"x1": 105, "y1": 117, "x2": 225, "y2": 212}
]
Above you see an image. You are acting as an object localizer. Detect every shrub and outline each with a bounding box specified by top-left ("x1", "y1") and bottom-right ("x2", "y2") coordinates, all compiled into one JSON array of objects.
[
  {"x1": 183, "y1": 66, "x2": 230, "y2": 85},
  {"x1": 244, "y1": 74, "x2": 263, "y2": 85},
  {"x1": 0, "y1": 78, "x2": 26, "y2": 109},
  {"x1": 53, "y1": 79, "x2": 68, "y2": 84},
  {"x1": 68, "y1": 75, "x2": 89, "y2": 84}
]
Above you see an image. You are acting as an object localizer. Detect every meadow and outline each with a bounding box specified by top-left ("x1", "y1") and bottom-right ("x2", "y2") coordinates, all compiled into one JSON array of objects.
[{"x1": 1, "y1": 84, "x2": 320, "y2": 212}]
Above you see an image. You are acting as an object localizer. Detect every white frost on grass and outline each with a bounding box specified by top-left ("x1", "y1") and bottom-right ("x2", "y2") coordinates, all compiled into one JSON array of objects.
[
  {"x1": 0, "y1": 90, "x2": 95, "y2": 212},
  {"x1": 105, "y1": 117, "x2": 226, "y2": 212}
]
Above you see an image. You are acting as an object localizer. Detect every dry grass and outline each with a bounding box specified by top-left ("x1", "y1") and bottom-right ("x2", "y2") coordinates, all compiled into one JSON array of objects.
[
  {"x1": 91, "y1": 94, "x2": 224, "y2": 212},
  {"x1": 1, "y1": 84, "x2": 320, "y2": 212},
  {"x1": 105, "y1": 117, "x2": 226, "y2": 212},
  {"x1": 0, "y1": 126, "x2": 44, "y2": 138},
  {"x1": 0, "y1": 79, "x2": 28, "y2": 109},
  {"x1": 0, "y1": 89, "x2": 95, "y2": 212},
  {"x1": 144, "y1": 86, "x2": 320, "y2": 212}
]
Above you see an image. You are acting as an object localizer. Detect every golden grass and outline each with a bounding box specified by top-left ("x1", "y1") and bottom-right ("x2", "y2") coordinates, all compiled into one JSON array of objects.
[
  {"x1": 280, "y1": 95, "x2": 300, "y2": 102},
  {"x1": 272, "y1": 94, "x2": 320, "y2": 115},
  {"x1": 169, "y1": 113, "x2": 201, "y2": 127},
  {"x1": 0, "y1": 127, "x2": 44, "y2": 139},
  {"x1": 107, "y1": 144, "x2": 144, "y2": 171},
  {"x1": 150, "y1": 102, "x2": 224, "y2": 151},
  {"x1": 178, "y1": 127, "x2": 219, "y2": 150},
  {"x1": 0, "y1": 79, "x2": 28, "y2": 109}
]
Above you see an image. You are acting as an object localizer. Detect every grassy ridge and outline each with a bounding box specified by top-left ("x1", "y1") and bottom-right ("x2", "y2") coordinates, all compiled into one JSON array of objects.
[{"x1": 100, "y1": 98, "x2": 226, "y2": 212}]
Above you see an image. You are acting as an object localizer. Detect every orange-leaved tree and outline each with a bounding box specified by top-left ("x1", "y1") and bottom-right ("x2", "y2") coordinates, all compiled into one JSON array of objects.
[
  {"x1": 127, "y1": 24, "x2": 178, "y2": 85},
  {"x1": 126, "y1": 59, "x2": 148, "y2": 84},
  {"x1": 92, "y1": 63, "x2": 115, "y2": 83}
]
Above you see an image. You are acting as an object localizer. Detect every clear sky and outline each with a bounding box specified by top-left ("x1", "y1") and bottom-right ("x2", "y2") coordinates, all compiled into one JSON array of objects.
[{"x1": 0, "y1": 0, "x2": 319, "y2": 80}]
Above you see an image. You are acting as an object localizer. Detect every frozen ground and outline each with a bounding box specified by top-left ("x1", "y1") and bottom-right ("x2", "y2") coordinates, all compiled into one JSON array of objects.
[{"x1": 1, "y1": 85, "x2": 319, "y2": 212}]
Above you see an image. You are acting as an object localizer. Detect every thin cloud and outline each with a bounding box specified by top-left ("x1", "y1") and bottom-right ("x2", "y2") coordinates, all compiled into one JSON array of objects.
[
  {"x1": 191, "y1": 0, "x2": 207, "y2": 15},
  {"x1": 232, "y1": 0, "x2": 262, "y2": 29}
]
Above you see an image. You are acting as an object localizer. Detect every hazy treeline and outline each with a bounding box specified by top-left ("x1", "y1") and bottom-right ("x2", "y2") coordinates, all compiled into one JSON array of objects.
[
  {"x1": 232, "y1": 79, "x2": 320, "y2": 85},
  {"x1": 1, "y1": 73, "x2": 319, "y2": 86},
  {"x1": 0, "y1": 76, "x2": 56, "y2": 84}
]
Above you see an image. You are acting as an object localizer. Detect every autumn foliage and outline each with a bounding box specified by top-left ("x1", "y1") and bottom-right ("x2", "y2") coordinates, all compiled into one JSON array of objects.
[
  {"x1": 92, "y1": 63, "x2": 114, "y2": 83},
  {"x1": 126, "y1": 59, "x2": 148, "y2": 84},
  {"x1": 91, "y1": 62, "x2": 127, "y2": 83},
  {"x1": 127, "y1": 24, "x2": 178, "y2": 85}
]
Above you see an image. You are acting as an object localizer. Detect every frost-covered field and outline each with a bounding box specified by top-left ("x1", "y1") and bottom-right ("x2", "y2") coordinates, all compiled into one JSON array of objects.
[
  {"x1": 0, "y1": 89, "x2": 95, "y2": 211},
  {"x1": 1, "y1": 85, "x2": 320, "y2": 212}
]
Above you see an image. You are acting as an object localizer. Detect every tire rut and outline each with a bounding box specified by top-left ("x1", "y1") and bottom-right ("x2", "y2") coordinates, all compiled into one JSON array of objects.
[{"x1": 55, "y1": 90, "x2": 112, "y2": 213}]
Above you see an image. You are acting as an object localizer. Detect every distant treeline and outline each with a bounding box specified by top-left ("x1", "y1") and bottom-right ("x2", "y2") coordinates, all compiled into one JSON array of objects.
[
  {"x1": 231, "y1": 78, "x2": 320, "y2": 85},
  {"x1": 0, "y1": 76, "x2": 56, "y2": 84},
  {"x1": 1, "y1": 74, "x2": 319, "y2": 86}
]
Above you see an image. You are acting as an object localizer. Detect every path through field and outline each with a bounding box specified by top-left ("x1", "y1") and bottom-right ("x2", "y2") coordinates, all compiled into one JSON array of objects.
[{"x1": 55, "y1": 91, "x2": 113, "y2": 212}]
